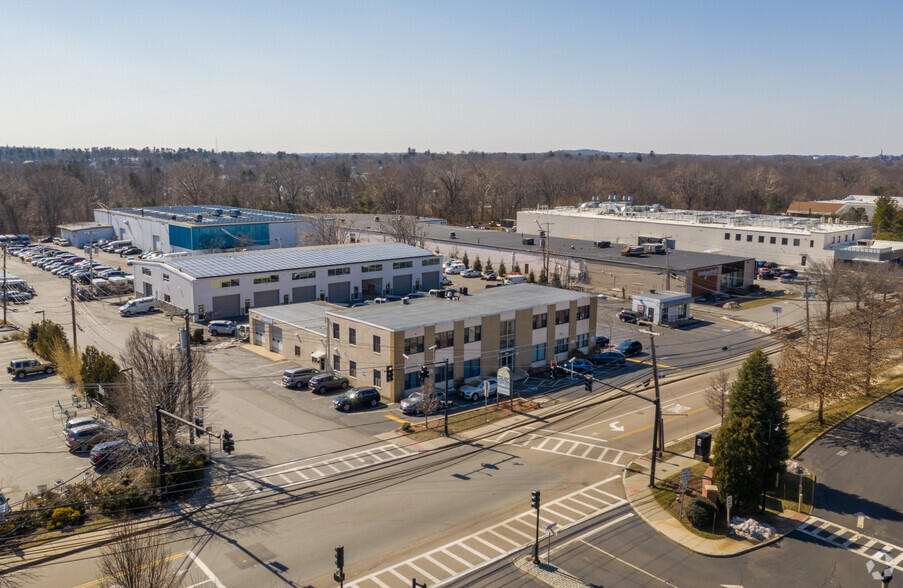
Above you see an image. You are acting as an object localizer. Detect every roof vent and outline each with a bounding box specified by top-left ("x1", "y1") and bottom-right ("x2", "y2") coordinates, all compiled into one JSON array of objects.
[
  {"x1": 195, "y1": 214, "x2": 203, "y2": 222},
  {"x1": 212, "y1": 209, "x2": 222, "y2": 216},
  {"x1": 229, "y1": 210, "x2": 241, "y2": 217}
]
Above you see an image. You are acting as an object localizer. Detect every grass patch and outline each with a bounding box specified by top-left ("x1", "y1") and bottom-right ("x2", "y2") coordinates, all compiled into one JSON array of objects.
[
  {"x1": 653, "y1": 462, "x2": 729, "y2": 539},
  {"x1": 787, "y1": 374, "x2": 903, "y2": 457},
  {"x1": 736, "y1": 294, "x2": 798, "y2": 310},
  {"x1": 402, "y1": 399, "x2": 538, "y2": 442}
]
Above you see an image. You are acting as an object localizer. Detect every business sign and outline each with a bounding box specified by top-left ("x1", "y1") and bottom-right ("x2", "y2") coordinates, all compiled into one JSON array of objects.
[
  {"x1": 680, "y1": 467, "x2": 691, "y2": 490},
  {"x1": 497, "y1": 367, "x2": 512, "y2": 397}
]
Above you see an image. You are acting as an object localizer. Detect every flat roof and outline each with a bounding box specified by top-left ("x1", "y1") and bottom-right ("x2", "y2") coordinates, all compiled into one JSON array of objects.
[
  {"x1": 325, "y1": 283, "x2": 591, "y2": 331},
  {"x1": 57, "y1": 222, "x2": 113, "y2": 231},
  {"x1": 633, "y1": 290, "x2": 693, "y2": 303},
  {"x1": 250, "y1": 301, "x2": 335, "y2": 335},
  {"x1": 150, "y1": 242, "x2": 437, "y2": 279},
  {"x1": 104, "y1": 205, "x2": 310, "y2": 226}
]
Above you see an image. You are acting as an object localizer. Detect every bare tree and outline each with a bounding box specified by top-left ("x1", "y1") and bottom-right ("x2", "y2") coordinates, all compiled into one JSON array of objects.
[
  {"x1": 847, "y1": 299, "x2": 894, "y2": 395},
  {"x1": 704, "y1": 370, "x2": 731, "y2": 424},
  {"x1": 807, "y1": 260, "x2": 845, "y2": 324},
  {"x1": 302, "y1": 213, "x2": 351, "y2": 246},
  {"x1": 168, "y1": 160, "x2": 217, "y2": 205},
  {"x1": 381, "y1": 215, "x2": 425, "y2": 247},
  {"x1": 96, "y1": 520, "x2": 180, "y2": 588}
]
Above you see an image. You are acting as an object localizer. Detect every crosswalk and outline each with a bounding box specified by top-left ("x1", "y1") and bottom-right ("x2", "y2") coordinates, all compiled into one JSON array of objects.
[
  {"x1": 348, "y1": 476, "x2": 627, "y2": 588},
  {"x1": 795, "y1": 515, "x2": 903, "y2": 571},
  {"x1": 486, "y1": 429, "x2": 642, "y2": 467},
  {"x1": 214, "y1": 444, "x2": 419, "y2": 504}
]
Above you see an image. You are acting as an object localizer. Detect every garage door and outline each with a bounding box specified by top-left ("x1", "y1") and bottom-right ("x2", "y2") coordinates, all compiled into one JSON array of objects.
[
  {"x1": 211, "y1": 294, "x2": 240, "y2": 319},
  {"x1": 292, "y1": 286, "x2": 316, "y2": 303},
  {"x1": 254, "y1": 321, "x2": 265, "y2": 346},
  {"x1": 421, "y1": 271, "x2": 439, "y2": 291},
  {"x1": 270, "y1": 326, "x2": 282, "y2": 353},
  {"x1": 254, "y1": 289, "x2": 279, "y2": 309},
  {"x1": 327, "y1": 281, "x2": 351, "y2": 304},
  {"x1": 394, "y1": 274, "x2": 412, "y2": 296}
]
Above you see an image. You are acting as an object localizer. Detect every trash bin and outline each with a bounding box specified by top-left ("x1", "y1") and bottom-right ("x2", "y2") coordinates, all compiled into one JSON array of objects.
[
  {"x1": 695, "y1": 432, "x2": 712, "y2": 461},
  {"x1": 461, "y1": 287, "x2": 468, "y2": 295}
]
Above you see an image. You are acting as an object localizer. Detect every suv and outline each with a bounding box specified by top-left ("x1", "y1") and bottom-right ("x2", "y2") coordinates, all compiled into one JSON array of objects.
[
  {"x1": 282, "y1": 367, "x2": 322, "y2": 388},
  {"x1": 589, "y1": 350, "x2": 627, "y2": 367},
  {"x1": 207, "y1": 320, "x2": 237, "y2": 336},
  {"x1": 89, "y1": 439, "x2": 134, "y2": 468},
  {"x1": 615, "y1": 340, "x2": 643, "y2": 357},
  {"x1": 617, "y1": 310, "x2": 641, "y2": 323},
  {"x1": 458, "y1": 378, "x2": 498, "y2": 401},
  {"x1": 309, "y1": 374, "x2": 350, "y2": 394},
  {"x1": 400, "y1": 391, "x2": 451, "y2": 415},
  {"x1": 333, "y1": 387, "x2": 381, "y2": 412},
  {"x1": 8, "y1": 358, "x2": 54, "y2": 379},
  {"x1": 565, "y1": 359, "x2": 594, "y2": 374}
]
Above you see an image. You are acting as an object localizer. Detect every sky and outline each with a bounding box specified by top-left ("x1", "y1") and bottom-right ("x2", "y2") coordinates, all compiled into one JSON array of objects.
[{"x1": 2, "y1": 1, "x2": 902, "y2": 156}]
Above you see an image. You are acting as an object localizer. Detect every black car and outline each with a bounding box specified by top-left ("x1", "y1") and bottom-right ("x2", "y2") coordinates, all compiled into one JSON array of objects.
[
  {"x1": 617, "y1": 310, "x2": 641, "y2": 323},
  {"x1": 594, "y1": 335, "x2": 610, "y2": 348},
  {"x1": 333, "y1": 387, "x2": 381, "y2": 412},
  {"x1": 615, "y1": 340, "x2": 643, "y2": 357},
  {"x1": 590, "y1": 350, "x2": 627, "y2": 367}
]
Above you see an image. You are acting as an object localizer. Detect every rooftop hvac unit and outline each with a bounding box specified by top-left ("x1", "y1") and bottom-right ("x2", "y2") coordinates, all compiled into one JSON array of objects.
[
  {"x1": 195, "y1": 214, "x2": 203, "y2": 222},
  {"x1": 229, "y1": 210, "x2": 241, "y2": 217},
  {"x1": 213, "y1": 209, "x2": 222, "y2": 216}
]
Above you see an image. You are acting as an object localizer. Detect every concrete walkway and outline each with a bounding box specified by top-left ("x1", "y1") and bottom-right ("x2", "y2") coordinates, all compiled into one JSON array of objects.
[{"x1": 622, "y1": 452, "x2": 807, "y2": 556}]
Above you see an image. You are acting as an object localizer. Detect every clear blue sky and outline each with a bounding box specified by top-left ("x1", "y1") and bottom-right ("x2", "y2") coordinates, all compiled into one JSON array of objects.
[{"x1": 2, "y1": 1, "x2": 901, "y2": 155}]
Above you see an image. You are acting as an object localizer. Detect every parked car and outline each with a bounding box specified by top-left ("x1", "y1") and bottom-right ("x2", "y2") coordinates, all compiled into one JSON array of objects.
[
  {"x1": 374, "y1": 295, "x2": 402, "y2": 304},
  {"x1": 282, "y1": 367, "x2": 322, "y2": 388},
  {"x1": 333, "y1": 387, "x2": 381, "y2": 412},
  {"x1": 460, "y1": 269, "x2": 481, "y2": 278},
  {"x1": 458, "y1": 377, "x2": 498, "y2": 401},
  {"x1": 309, "y1": 374, "x2": 350, "y2": 393},
  {"x1": 566, "y1": 359, "x2": 594, "y2": 374},
  {"x1": 589, "y1": 350, "x2": 627, "y2": 367},
  {"x1": 444, "y1": 264, "x2": 465, "y2": 275},
  {"x1": 126, "y1": 257, "x2": 136, "y2": 266},
  {"x1": 65, "y1": 424, "x2": 106, "y2": 451},
  {"x1": 207, "y1": 320, "x2": 236, "y2": 336},
  {"x1": 617, "y1": 310, "x2": 641, "y2": 323},
  {"x1": 63, "y1": 416, "x2": 103, "y2": 436},
  {"x1": 481, "y1": 271, "x2": 498, "y2": 281},
  {"x1": 400, "y1": 390, "x2": 450, "y2": 415},
  {"x1": 89, "y1": 439, "x2": 135, "y2": 468},
  {"x1": 594, "y1": 335, "x2": 610, "y2": 348},
  {"x1": 615, "y1": 340, "x2": 643, "y2": 357},
  {"x1": 440, "y1": 277, "x2": 453, "y2": 287},
  {"x1": 8, "y1": 358, "x2": 54, "y2": 379}
]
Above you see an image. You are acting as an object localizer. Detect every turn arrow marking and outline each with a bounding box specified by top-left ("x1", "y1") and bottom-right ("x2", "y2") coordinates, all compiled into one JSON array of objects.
[{"x1": 609, "y1": 421, "x2": 625, "y2": 432}]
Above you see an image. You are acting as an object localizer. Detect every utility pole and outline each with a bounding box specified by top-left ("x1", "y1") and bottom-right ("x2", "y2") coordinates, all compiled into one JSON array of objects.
[
  {"x1": 663, "y1": 237, "x2": 672, "y2": 290},
  {"x1": 2, "y1": 243, "x2": 7, "y2": 326},
  {"x1": 534, "y1": 220, "x2": 552, "y2": 281},
  {"x1": 184, "y1": 310, "x2": 194, "y2": 444},
  {"x1": 641, "y1": 327, "x2": 664, "y2": 487},
  {"x1": 156, "y1": 403, "x2": 166, "y2": 498},
  {"x1": 804, "y1": 277, "x2": 811, "y2": 336},
  {"x1": 69, "y1": 274, "x2": 78, "y2": 355}
]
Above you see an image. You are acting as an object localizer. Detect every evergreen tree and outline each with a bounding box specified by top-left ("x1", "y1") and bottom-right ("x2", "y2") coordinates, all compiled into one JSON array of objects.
[
  {"x1": 485, "y1": 259, "x2": 494, "y2": 272},
  {"x1": 513, "y1": 262, "x2": 521, "y2": 274},
  {"x1": 551, "y1": 268, "x2": 562, "y2": 288},
  {"x1": 527, "y1": 270, "x2": 536, "y2": 283},
  {"x1": 538, "y1": 269, "x2": 548, "y2": 283},
  {"x1": 713, "y1": 416, "x2": 765, "y2": 514},
  {"x1": 462, "y1": 252, "x2": 470, "y2": 268},
  {"x1": 473, "y1": 256, "x2": 482, "y2": 272},
  {"x1": 726, "y1": 347, "x2": 789, "y2": 468},
  {"x1": 498, "y1": 260, "x2": 507, "y2": 276},
  {"x1": 872, "y1": 195, "x2": 897, "y2": 234}
]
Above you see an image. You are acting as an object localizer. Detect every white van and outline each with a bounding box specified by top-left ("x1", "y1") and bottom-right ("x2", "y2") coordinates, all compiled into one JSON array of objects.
[
  {"x1": 119, "y1": 296, "x2": 157, "y2": 316},
  {"x1": 445, "y1": 263, "x2": 465, "y2": 275},
  {"x1": 503, "y1": 274, "x2": 526, "y2": 285}
]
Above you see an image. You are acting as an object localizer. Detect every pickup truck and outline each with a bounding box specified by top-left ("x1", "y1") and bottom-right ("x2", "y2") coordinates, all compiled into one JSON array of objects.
[{"x1": 8, "y1": 358, "x2": 55, "y2": 379}]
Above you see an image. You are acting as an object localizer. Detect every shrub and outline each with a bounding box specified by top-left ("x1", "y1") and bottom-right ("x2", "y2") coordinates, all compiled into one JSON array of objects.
[
  {"x1": 27, "y1": 320, "x2": 70, "y2": 361},
  {"x1": 399, "y1": 422, "x2": 411, "y2": 432},
  {"x1": 513, "y1": 263, "x2": 521, "y2": 274},
  {"x1": 99, "y1": 485, "x2": 155, "y2": 517},
  {"x1": 165, "y1": 445, "x2": 206, "y2": 495},
  {"x1": 528, "y1": 270, "x2": 536, "y2": 283},
  {"x1": 46, "y1": 507, "x2": 82, "y2": 531},
  {"x1": 191, "y1": 328, "x2": 205, "y2": 345},
  {"x1": 685, "y1": 496, "x2": 718, "y2": 528},
  {"x1": 81, "y1": 345, "x2": 120, "y2": 394}
]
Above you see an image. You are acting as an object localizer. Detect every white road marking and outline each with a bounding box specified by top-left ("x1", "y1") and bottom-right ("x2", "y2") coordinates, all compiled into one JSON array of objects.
[{"x1": 186, "y1": 550, "x2": 226, "y2": 588}]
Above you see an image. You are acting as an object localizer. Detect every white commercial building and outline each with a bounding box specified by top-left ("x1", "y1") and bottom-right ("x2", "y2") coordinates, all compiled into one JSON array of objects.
[
  {"x1": 133, "y1": 243, "x2": 442, "y2": 320},
  {"x1": 517, "y1": 200, "x2": 873, "y2": 267}
]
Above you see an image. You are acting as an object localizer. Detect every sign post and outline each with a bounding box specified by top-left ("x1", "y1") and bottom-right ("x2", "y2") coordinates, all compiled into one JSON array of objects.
[
  {"x1": 497, "y1": 367, "x2": 512, "y2": 410},
  {"x1": 727, "y1": 495, "x2": 733, "y2": 531},
  {"x1": 483, "y1": 379, "x2": 491, "y2": 423},
  {"x1": 771, "y1": 305, "x2": 782, "y2": 330},
  {"x1": 679, "y1": 467, "x2": 691, "y2": 518}
]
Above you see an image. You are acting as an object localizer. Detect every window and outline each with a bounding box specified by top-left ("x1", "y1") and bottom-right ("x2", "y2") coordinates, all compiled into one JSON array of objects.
[
  {"x1": 142, "y1": 267, "x2": 151, "y2": 276},
  {"x1": 555, "y1": 309, "x2": 570, "y2": 325},
  {"x1": 294, "y1": 345, "x2": 301, "y2": 356},
  {"x1": 434, "y1": 362, "x2": 454, "y2": 384},
  {"x1": 735, "y1": 233, "x2": 741, "y2": 241},
  {"x1": 554, "y1": 338, "x2": 568, "y2": 354},
  {"x1": 499, "y1": 319, "x2": 515, "y2": 350},
  {"x1": 162, "y1": 273, "x2": 170, "y2": 282},
  {"x1": 349, "y1": 360, "x2": 357, "y2": 377},
  {"x1": 435, "y1": 330, "x2": 454, "y2": 349},
  {"x1": 758, "y1": 236, "x2": 765, "y2": 243},
  {"x1": 333, "y1": 323, "x2": 340, "y2": 339},
  {"x1": 463, "y1": 358, "x2": 481, "y2": 379},
  {"x1": 532, "y1": 313, "x2": 547, "y2": 329},
  {"x1": 373, "y1": 369, "x2": 381, "y2": 387},
  {"x1": 253, "y1": 274, "x2": 279, "y2": 284},
  {"x1": 333, "y1": 354, "x2": 340, "y2": 371},
  {"x1": 422, "y1": 258, "x2": 440, "y2": 266},
  {"x1": 576, "y1": 333, "x2": 589, "y2": 348},
  {"x1": 576, "y1": 305, "x2": 590, "y2": 320},
  {"x1": 793, "y1": 238, "x2": 800, "y2": 246},
  {"x1": 464, "y1": 325, "x2": 481, "y2": 344},
  {"x1": 404, "y1": 335, "x2": 424, "y2": 355},
  {"x1": 404, "y1": 371, "x2": 421, "y2": 390},
  {"x1": 328, "y1": 267, "x2": 350, "y2": 276},
  {"x1": 770, "y1": 237, "x2": 776, "y2": 244},
  {"x1": 212, "y1": 278, "x2": 239, "y2": 288},
  {"x1": 724, "y1": 232, "x2": 730, "y2": 240},
  {"x1": 361, "y1": 264, "x2": 382, "y2": 273},
  {"x1": 531, "y1": 343, "x2": 546, "y2": 362},
  {"x1": 292, "y1": 270, "x2": 315, "y2": 280},
  {"x1": 810, "y1": 241, "x2": 814, "y2": 247},
  {"x1": 393, "y1": 261, "x2": 413, "y2": 270},
  {"x1": 781, "y1": 238, "x2": 788, "y2": 245},
  {"x1": 746, "y1": 235, "x2": 753, "y2": 242},
  {"x1": 349, "y1": 328, "x2": 356, "y2": 345},
  {"x1": 373, "y1": 335, "x2": 381, "y2": 353},
  {"x1": 163, "y1": 294, "x2": 171, "y2": 302}
]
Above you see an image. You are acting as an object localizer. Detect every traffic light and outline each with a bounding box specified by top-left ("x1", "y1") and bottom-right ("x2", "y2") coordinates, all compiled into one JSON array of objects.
[
  {"x1": 334, "y1": 545, "x2": 344, "y2": 569},
  {"x1": 386, "y1": 365, "x2": 394, "y2": 382},
  {"x1": 222, "y1": 430, "x2": 234, "y2": 454},
  {"x1": 584, "y1": 376, "x2": 592, "y2": 392},
  {"x1": 194, "y1": 416, "x2": 204, "y2": 430},
  {"x1": 531, "y1": 489, "x2": 541, "y2": 510},
  {"x1": 420, "y1": 365, "x2": 429, "y2": 380},
  {"x1": 550, "y1": 362, "x2": 557, "y2": 380}
]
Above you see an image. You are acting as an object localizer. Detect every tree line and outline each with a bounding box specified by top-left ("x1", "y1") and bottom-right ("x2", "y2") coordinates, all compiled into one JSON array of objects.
[{"x1": 3, "y1": 147, "x2": 903, "y2": 236}]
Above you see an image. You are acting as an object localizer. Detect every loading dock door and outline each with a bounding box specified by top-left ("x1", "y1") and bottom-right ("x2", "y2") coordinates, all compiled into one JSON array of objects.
[
  {"x1": 211, "y1": 294, "x2": 240, "y2": 319},
  {"x1": 292, "y1": 286, "x2": 316, "y2": 303},
  {"x1": 394, "y1": 274, "x2": 412, "y2": 296},
  {"x1": 327, "y1": 281, "x2": 351, "y2": 304},
  {"x1": 421, "y1": 271, "x2": 439, "y2": 291},
  {"x1": 253, "y1": 289, "x2": 280, "y2": 309},
  {"x1": 254, "y1": 322, "x2": 265, "y2": 346},
  {"x1": 270, "y1": 326, "x2": 283, "y2": 353}
]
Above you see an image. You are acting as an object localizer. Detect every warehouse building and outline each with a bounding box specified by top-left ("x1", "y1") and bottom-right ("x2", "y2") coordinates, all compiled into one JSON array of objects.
[
  {"x1": 249, "y1": 283, "x2": 597, "y2": 402},
  {"x1": 517, "y1": 199, "x2": 873, "y2": 267},
  {"x1": 57, "y1": 222, "x2": 115, "y2": 248},
  {"x1": 93, "y1": 205, "x2": 317, "y2": 253},
  {"x1": 134, "y1": 242, "x2": 442, "y2": 319}
]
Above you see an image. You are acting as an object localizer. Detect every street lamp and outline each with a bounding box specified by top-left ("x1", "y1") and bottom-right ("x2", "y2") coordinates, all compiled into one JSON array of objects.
[
  {"x1": 761, "y1": 422, "x2": 782, "y2": 514},
  {"x1": 34, "y1": 310, "x2": 45, "y2": 322}
]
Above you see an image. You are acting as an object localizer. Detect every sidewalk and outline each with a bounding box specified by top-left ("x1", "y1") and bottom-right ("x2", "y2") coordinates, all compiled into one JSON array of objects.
[{"x1": 622, "y1": 452, "x2": 807, "y2": 556}]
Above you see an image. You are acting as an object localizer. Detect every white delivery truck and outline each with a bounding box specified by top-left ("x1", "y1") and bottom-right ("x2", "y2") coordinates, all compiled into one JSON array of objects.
[
  {"x1": 119, "y1": 296, "x2": 157, "y2": 316},
  {"x1": 503, "y1": 274, "x2": 526, "y2": 285}
]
